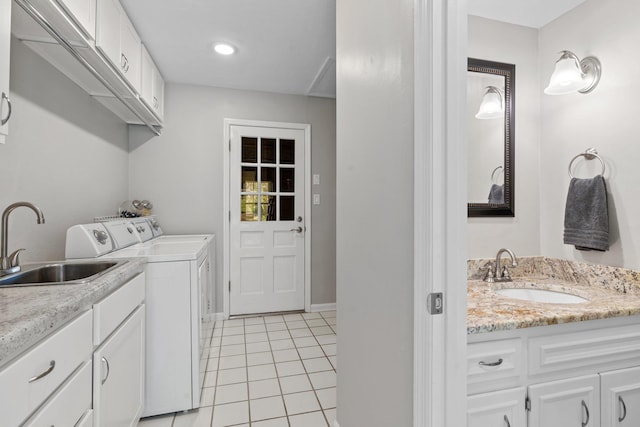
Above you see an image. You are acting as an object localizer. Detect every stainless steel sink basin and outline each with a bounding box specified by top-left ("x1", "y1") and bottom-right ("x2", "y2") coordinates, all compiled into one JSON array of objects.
[
  {"x1": 0, "y1": 261, "x2": 126, "y2": 287},
  {"x1": 495, "y1": 287, "x2": 589, "y2": 304}
]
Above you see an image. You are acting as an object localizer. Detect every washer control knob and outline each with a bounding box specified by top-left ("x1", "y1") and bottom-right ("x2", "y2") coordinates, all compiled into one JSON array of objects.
[
  {"x1": 127, "y1": 226, "x2": 134, "y2": 234},
  {"x1": 93, "y1": 230, "x2": 108, "y2": 245}
]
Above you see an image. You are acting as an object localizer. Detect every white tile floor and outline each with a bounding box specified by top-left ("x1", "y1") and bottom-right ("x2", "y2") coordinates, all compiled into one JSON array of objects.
[{"x1": 138, "y1": 311, "x2": 337, "y2": 427}]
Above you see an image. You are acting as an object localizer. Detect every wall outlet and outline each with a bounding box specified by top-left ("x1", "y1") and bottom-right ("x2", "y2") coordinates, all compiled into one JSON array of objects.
[
  {"x1": 313, "y1": 174, "x2": 320, "y2": 185},
  {"x1": 313, "y1": 194, "x2": 320, "y2": 205}
]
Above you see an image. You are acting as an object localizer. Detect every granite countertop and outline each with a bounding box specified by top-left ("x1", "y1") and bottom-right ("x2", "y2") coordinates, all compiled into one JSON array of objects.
[
  {"x1": 467, "y1": 257, "x2": 640, "y2": 334},
  {"x1": 0, "y1": 258, "x2": 145, "y2": 368}
]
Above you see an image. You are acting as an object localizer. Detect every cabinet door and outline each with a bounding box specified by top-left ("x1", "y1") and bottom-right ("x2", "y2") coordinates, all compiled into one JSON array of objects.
[
  {"x1": 601, "y1": 367, "x2": 640, "y2": 427},
  {"x1": 58, "y1": 0, "x2": 96, "y2": 40},
  {"x1": 140, "y1": 45, "x2": 154, "y2": 106},
  {"x1": 95, "y1": 0, "x2": 121, "y2": 70},
  {"x1": 0, "y1": 0, "x2": 11, "y2": 142},
  {"x1": 528, "y1": 374, "x2": 600, "y2": 427},
  {"x1": 151, "y1": 64, "x2": 164, "y2": 119},
  {"x1": 119, "y1": 12, "x2": 141, "y2": 91},
  {"x1": 93, "y1": 305, "x2": 145, "y2": 427},
  {"x1": 468, "y1": 387, "x2": 526, "y2": 427}
]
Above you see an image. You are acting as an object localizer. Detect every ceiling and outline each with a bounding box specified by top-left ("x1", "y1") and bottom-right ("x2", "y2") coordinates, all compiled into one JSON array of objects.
[
  {"x1": 467, "y1": 0, "x2": 587, "y2": 28},
  {"x1": 120, "y1": 0, "x2": 336, "y2": 98}
]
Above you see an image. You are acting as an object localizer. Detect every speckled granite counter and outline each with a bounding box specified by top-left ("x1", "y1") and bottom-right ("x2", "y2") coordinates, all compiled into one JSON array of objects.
[
  {"x1": 467, "y1": 257, "x2": 640, "y2": 334},
  {"x1": 0, "y1": 258, "x2": 145, "y2": 368}
]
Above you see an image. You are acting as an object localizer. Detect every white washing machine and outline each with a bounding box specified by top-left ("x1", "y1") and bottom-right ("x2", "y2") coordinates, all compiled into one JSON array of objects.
[{"x1": 65, "y1": 218, "x2": 214, "y2": 417}]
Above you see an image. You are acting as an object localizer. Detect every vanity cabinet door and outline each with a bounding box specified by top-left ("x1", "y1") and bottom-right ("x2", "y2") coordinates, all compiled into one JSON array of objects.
[
  {"x1": 528, "y1": 374, "x2": 600, "y2": 427},
  {"x1": 468, "y1": 387, "x2": 526, "y2": 427},
  {"x1": 601, "y1": 366, "x2": 640, "y2": 427}
]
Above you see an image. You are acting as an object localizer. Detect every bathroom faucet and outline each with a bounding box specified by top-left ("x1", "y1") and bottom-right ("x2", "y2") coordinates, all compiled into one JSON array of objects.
[
  {"x1": 483, "y1": 248, "x2": 518, "y2": 283},
  {"x1": 1, "y1": 202, "x2": 45, "y2": 275}
]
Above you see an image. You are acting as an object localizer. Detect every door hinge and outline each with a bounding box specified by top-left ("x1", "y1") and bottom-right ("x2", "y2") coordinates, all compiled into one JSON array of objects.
[
  {"x1": 229, "y1": 139, "x2": 231, "y2": 151},
  {"x1": 228, "y1": 281, "x2": 231, "y2": 292},
  {"x1": 525, "y1": 396, "x2": 531, "y2": 412},
  {"x1": 229, "y1": 210, "x2": 231, "y2": 221},
  {"x1": 427, "y1": 292, "x2": 443, "y2": 315}
]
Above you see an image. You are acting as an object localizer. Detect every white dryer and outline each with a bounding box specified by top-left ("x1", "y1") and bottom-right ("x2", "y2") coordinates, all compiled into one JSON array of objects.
[{"x1": 65, "y1": 219, "x2": 213, "y2": 417}]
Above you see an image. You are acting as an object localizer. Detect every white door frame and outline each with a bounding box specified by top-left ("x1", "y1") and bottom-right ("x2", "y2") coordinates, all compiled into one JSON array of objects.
[
  {"x1": 414, "y1": 0, "x2": 467, "y2": 426},
  {"x1": 223, "y1": 119, "x2": 312, "y2": 318}
]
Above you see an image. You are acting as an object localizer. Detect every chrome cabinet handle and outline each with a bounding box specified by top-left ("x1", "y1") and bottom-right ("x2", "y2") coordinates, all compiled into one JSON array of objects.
[
  {"x1": 153, "y1": 96, "x2": 158, "y2": 109},
  {"x1": 478, "y1": 358, "x2": 503, "y2": 367},
  {"x1": 29, "y1": 360, "x2": 55, "y2": 383},
  {"x1": 619, "y1": 395, "x2": 627, "y2": 422},
  {"x1": 121, "y1": 54, "x2": 129, "y2": 73},
  {"x1": 581, "y1": 400, "x2": 590, "y2": 427},
  {"x1": 289, "y1": 226, "x2": 303, "y2": 233},
  {"x1": 1, "y1": 92, "x2": 12, "y2": 126},
  {"x1": 503, "y1": 415, "x2": 511, "y2": 427},
  {"x1": 101, "y1": 357, "x2": 110, "y2": 385}
]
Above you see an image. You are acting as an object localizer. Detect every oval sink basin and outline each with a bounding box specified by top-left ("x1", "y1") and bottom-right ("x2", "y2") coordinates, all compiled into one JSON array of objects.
[
  {"x1": 495, "y1": 288, "x2": 589, "y2": 304},
  {"x1": 0, "y1": 261, "x2": 125, "y2": 287}
]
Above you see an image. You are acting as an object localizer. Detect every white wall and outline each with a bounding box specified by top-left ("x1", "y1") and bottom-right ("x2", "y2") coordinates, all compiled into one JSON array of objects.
[
  {"x1": 336, "y1": 0, "x2": 415, "y2": 424},
  {"x1": 129, "y1": 84, "x2": 336, "y2": 311},
  {"x1": 467, "y1": 16, "x2": 542, "y2": 259},
  {"x1": 538, "y1": 0, "x2": 640, "y2": 269},
  {"x1": 1, "y1": 38, "x2": 129, "y2": 262}
]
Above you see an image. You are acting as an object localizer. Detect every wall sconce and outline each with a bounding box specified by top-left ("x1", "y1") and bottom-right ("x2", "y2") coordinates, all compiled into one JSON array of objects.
[
  {"x1": 544, "y1": 50, "x2": 601, "y2": 95},
  {"x1": 475, "y1": 86, "x2": 504, "y2": 119}
]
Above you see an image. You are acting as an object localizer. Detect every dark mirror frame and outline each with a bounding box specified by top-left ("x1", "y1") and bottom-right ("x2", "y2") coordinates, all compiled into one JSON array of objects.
[{"x1": 468, "y1": 58, "x2": 515, "y2": 217}]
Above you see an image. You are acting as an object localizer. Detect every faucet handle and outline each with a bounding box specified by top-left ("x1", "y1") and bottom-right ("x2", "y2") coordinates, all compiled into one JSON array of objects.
[
  {"x1": 482, "y1": 264, "x2": 496, "y2": 282},
  {"x1": 8, "y1": 248, "x2": 25, "y2": 267},
  {"x1": 500, "y1": 265, "x2": 511, "y2": 280}
]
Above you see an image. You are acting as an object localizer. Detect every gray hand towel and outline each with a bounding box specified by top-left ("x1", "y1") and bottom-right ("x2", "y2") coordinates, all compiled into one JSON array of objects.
[
  {"x1": 563, "y1": 175, "x2": 609, "y2": 251},
  {"x1": 488, "y1": 184, "x2": 504, "y2": 204}
]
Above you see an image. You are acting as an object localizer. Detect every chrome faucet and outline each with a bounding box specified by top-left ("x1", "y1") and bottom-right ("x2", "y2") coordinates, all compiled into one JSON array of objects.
[
  {"x1": 1, "y1": 202, "x2": 45, "y2": 275},
  {"x1": 483, "y1": 248, "x2": 518, "y2": 283}
]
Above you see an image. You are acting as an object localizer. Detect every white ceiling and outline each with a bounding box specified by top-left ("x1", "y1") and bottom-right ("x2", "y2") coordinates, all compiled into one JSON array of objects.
[
  {"x1": 120, "y1": 0, "x2": 336, "y2": 98},
  {"x1": 467, "y1": 0, "x2": 587, "y2": 28}
]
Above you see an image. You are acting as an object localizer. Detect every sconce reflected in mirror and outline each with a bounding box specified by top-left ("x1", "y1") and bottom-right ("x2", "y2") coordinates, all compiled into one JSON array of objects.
[
  {"x1": 476, "y1": 86, "x2": 504, "y2": 119},
  {"x1": 544, "y1": 50, "x2": 602, "y2": 95}
]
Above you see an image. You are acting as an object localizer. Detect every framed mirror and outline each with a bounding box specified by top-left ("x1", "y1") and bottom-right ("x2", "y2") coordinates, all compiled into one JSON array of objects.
[{"x1": 467, "y1": 58, "x2": 515, "y2": 217}]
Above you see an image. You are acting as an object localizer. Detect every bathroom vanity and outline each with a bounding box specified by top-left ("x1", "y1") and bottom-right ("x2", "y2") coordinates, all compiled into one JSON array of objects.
[{"x1": 467, "y1": 257, "x2": 640, "y2": 427}]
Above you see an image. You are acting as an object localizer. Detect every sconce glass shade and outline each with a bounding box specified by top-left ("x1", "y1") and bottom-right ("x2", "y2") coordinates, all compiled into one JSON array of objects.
[
  {"x1": 475, "y1": 86, "x2": 504, "y2": 119},
  {"x1": 544, "y1": 50, "x2": 602, "y2": 95}
]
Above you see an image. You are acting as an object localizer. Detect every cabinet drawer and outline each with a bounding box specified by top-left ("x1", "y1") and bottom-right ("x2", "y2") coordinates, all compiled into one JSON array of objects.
[
  {"x1": 529, "y1": 323, "x2": 640, "y2": 376},
  {"x1": 0, "y1": 310, "x2": 92, "y2": 427},
  {"x1": 468, "y1": 387, "x2": 526, "y2": 427},
  {"x1": 468, "y1": 338, "x2": 523, "y2": 394},
  {"x1": 24, "y1": 361, "x2": 92, "y2": 427},
  {"x1": 93, "y1": 272, "x2": 145, "y2": 345}
]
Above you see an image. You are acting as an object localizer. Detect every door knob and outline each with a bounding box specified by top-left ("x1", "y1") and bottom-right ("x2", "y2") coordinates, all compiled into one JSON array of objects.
[{"x1": 290, "y1": 226, "x2": 303, "y2": 233}]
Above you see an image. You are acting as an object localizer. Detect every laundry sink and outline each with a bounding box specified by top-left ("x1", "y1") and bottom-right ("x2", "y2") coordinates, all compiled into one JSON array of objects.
[
  {"x1": 495, "y1": 287, "x2": 589, "y2": 304},
  {"x1": 0, "y1": 261, "x2": 125, "y2": 287}
]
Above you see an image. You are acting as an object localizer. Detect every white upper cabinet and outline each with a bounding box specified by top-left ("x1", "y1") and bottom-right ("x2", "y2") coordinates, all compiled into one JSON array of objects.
[
  {"x1": 58, "y1": 0, "x2": 96, "y2": 40},
  {"x1": 0, "y1": 0, "x2": 11, "y2": 143},
  {"x1": 96, "y1": 0, "x2": 141, "y2": 93},
  {"x1": 141, "y1": 44, "x2": 164, "y2": 121}
]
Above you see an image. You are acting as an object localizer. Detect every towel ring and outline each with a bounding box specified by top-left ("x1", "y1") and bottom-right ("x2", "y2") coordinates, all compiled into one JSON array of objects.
[
  {"x1": 568, "y1": 148, "x2": 605, "y2": 179},
  {"x1": 490, "y1": 166, "x2": 503, "y2": 184}
]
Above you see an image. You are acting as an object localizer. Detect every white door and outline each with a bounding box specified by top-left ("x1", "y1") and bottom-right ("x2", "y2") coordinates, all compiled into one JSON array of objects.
[
  {"x1": 528, "y1": 374, "x2": 600, "y2": 427},
  {"x1": 229, "y1": 124, "x2": 306, "y2": 315},
  {"x1": 601, "y1": 367, "x2": 640, "y2": 427}
]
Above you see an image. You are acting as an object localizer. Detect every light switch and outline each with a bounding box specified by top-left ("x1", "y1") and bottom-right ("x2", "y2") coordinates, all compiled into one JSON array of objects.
[
  {"x1": 313, "y1": 194, "x2": 320, "y2": 205},
  {"x1": 313, "y1": 174, "x2": 320, "y2": 185}
]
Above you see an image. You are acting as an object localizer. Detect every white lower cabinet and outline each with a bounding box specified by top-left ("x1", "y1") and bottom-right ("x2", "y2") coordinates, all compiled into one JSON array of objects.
[
  {"x1": 528, "y1": 375, "x2": 600, "y2": 427},
  {"x1": 468, "y1": 387, "x2": 526, "y2": 427},
  {"x1": 600, "y1": 366, "x2": 640, "y2": 427}
]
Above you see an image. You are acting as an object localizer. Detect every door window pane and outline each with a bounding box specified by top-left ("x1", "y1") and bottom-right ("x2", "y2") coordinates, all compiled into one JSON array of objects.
[
  {"x1": 241, "y1": 195, "x2": 259, "y2": 221},
  {"x1": 280, "y1": 139, "x2": 295, "y2": 164},
  {"x1": 242, "y1": 137, "x2": 258, "y2": 163},
  {"x1": 242, "y1": 167, "x2": 258, "y2": 191},
  {"x1": 261, "y1": 167, "x2": 277, "y2": 192},
  {"x1": 280, "y1": 168, "x2": 295, "y2": 192},
  {"x1": 280, "y1": 196, "x2": 295, "y2": 220},
  {"x1": 262, "y1": 195, "x2": 276, "y2": 221},
  {"x1": 262, "y1": 138, "x2": 276, "y2": 164}
]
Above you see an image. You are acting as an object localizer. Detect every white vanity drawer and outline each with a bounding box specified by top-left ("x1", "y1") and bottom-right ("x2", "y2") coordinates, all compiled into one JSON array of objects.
[
  {"x1": 0, "y1": 310, "x2": 92, "y2": 427},
  {"x1": 24, "y1": 360, "x2": 92, "y2": 427},
  {"x1": 93, "y1": 272, "x2": 144, "y2": 345},
  {"x1": 467, "y1": 338, "x2": 523, "y2": 394},
  {"x1": 528, "y1": 323, "x2": 640, "y2": 377}
]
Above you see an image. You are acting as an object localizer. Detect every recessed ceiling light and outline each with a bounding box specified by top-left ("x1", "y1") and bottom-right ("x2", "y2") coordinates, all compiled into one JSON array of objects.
[{"x1": 213, "y1": 43, "x2": 236, "y2": 55}]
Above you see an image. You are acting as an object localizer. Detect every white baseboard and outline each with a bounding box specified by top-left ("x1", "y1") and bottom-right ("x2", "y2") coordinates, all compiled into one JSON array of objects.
[
  {"x1": 204, "y1": 312, "x2": 226, "y2": 322},
  {"x1": 310, "y1": 302, "x2": 336, "y2": 312}
]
